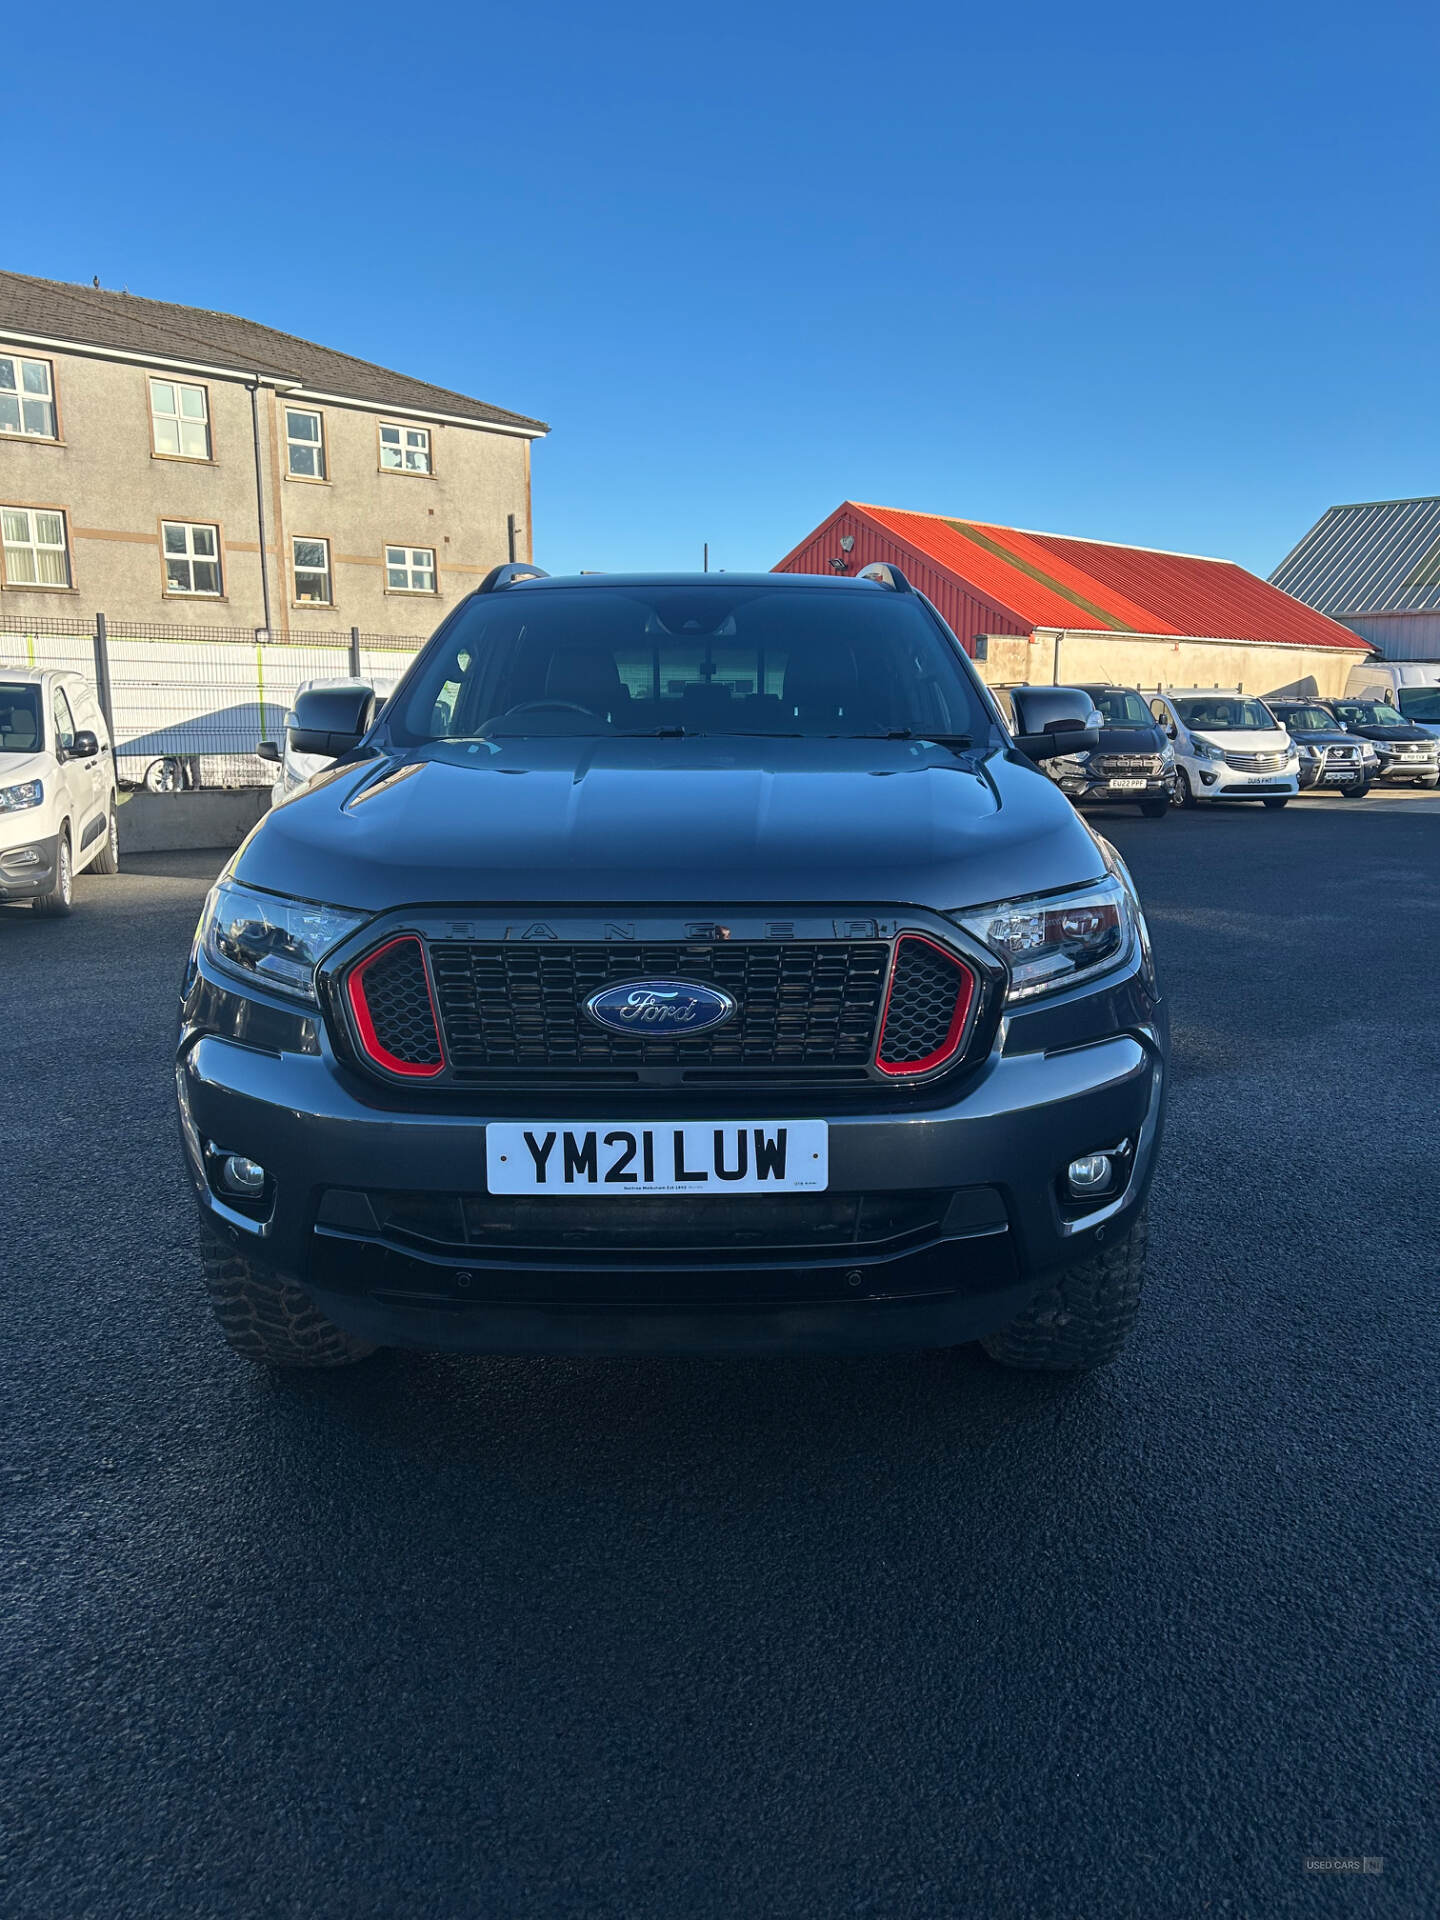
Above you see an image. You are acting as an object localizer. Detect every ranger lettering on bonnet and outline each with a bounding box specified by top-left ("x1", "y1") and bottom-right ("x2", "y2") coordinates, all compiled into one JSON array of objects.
[{"x1": 178, "y1": 565, "x2": 1165, "y2": 1374}]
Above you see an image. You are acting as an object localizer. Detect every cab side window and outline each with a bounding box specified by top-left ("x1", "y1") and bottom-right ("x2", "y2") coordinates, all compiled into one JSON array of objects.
[{"x1": 53, "y1": 686, "x2": 76, "y2": 755}]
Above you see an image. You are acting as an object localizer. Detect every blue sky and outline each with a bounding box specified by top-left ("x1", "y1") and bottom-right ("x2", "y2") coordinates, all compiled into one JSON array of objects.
[{"x1": 15, "y1": 0, "x2": 1438, "y2": 578}]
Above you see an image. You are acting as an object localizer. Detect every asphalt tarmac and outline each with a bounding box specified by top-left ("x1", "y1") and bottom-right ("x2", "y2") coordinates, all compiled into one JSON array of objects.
[{"x1": 4, "y1": 791, "x2": 1437, "y2": 1918}]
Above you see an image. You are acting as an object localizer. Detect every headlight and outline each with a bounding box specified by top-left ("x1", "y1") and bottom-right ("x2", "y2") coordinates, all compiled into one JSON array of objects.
[
  {"x1": 1052, "y1": 753, "x2": 1091, "y2": 770},
  {"x1": 196, "y1": 878, "x2": 367, "y2": 1003},
  {"x1": 1190, "y1": 737, "x2": 1224, "y2": 761},
  {"x1": 1298, "y1": 744, "x2": 1319, "y2": 759},
  {"x1": 0, "y1": 779, "x2": 43, "y2": 812},
  {"x1": 948, "y1": 873, "x2": 1139, "y2": 1003},
  {"x1": 1159, "y1": 744, "x2": 1176, "y2": 769}
]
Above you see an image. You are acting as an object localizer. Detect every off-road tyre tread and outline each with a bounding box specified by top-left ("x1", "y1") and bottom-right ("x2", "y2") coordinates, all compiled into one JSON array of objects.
[
  {"x1": 981, "y1": 1208, "x2": 1148, "y2": 1372},
  {"x1": 201, "y1": 1232, "x2": 376, "y2": 1368}
]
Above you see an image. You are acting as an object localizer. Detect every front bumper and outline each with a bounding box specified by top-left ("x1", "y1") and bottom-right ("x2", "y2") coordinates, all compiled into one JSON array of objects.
[
  {"x1": 1195, "y1": 764, "x2": 1299, "y2": 799},
  {"x1": 1295, "y1": 760, "x2": 1365, "y2": 791},
  {"x1": 0, "y1": 830, "x2": 59, "y2": 901},
  {"x1": 176, "y1": 957, "x2": 1166, "y2": 1355},
  {"x1": 1058, "y1": 773, "x2": 1175, "y2": 806},
  {"x1": 1373, "y1": 755, "x2": 1438, "y2": 783}
]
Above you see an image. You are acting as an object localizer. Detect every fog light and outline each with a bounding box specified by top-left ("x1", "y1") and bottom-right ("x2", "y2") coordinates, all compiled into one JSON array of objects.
[
  {"x1": 4, "y1": 847, "x2": 41, "y2": 867},
  {"x1": 219, "y1": 1154, "x2": 266, "y2": 1196},
  {"x1": 1067, "y1": 1153, "x2": 1113, "y2": 1194}
]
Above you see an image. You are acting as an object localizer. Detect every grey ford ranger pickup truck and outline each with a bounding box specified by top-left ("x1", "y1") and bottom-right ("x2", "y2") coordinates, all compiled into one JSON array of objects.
[{"x1": 177, "y1": 565, "x2": 1166, "y2": 1372}]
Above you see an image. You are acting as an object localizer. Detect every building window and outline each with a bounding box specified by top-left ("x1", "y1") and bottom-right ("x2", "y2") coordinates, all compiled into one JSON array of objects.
[
  {"x1": 0, "y1": 356, "x2": 57, "y2": 439},
  {"x1": 1, "y1": 507, "x2": 71, "y2": 587},
  {"x1": 162, "y1": 520, "x2": 222, "y2": 595},
  {"x1": 285, "y1": 407, "x2": 326, "y2": 479},
  {"x1": 380, "y1": 423, "x2": 432, "y2": 473},
  {"x1": 149, "y1": 378, "x2": 212, "y2": 459},
  {"x1": 386, "y1": 544, "x2": 436, "y2": 592},
  {"x1": 292, "y1": 536, "x2": 333, "y2": 605}
]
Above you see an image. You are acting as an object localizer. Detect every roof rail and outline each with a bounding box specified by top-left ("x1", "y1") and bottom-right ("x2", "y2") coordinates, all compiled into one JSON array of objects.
[
  {"x1": 855, "y1": 562, "x2": 913, "y2": 592},
  {"x1": 476, "y1": 563, "x2": 550, "y2": 593}
]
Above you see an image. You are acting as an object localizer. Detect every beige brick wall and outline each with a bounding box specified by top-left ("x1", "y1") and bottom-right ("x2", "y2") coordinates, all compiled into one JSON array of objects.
[
  {"x1": 0, "y1": 342, "x2": 536, "y2": 638},
  {"x1": 976, "y1": 629, "x2": 1371, "y2": 700}
]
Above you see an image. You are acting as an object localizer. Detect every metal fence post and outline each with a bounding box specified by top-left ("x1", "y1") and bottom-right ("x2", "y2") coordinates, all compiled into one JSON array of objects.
[
  {"x1": 349, "y1": 626, "x2": 362, "y2": 679},
  {"x1": 92, "y1": 613, "x2": 116, "y2": 741}
]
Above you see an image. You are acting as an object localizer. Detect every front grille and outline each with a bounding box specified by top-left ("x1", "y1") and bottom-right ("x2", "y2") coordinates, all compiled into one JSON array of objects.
[
  {"x1": 1224, "y1": 750, "x2": 1288, "y2": 772},
  {"x1": 428, "y1": 940, "x2": 889, "y2": 1075},
  {"x1": 1322, "y1": 746, "x2": 1360, "y2": 763},
  {"x1": 876, "y1": 936, "x2": 973, "y2": 1073},
  {"x1": 348, "y1": 937, "x2": 443, "y2": 1072},
  {"x1": 1093, "y1": 753, "x2": 1162, "y2": 774}
]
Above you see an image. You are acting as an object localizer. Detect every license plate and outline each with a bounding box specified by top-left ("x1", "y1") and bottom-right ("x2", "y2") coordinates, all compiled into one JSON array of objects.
[
  {"x1": 1109, "y1": 778, "x2": 1147, "y2": 790},
  {"x1": 486, "y1": 1121, "x2": 829, "y2": 1194}
]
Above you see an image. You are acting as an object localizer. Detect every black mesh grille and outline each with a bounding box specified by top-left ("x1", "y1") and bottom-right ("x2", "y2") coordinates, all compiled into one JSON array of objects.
[
  {"x1": 877, "y1": 939, "x2": 971, "y2": 1069},
  {"x1": 368, "y1": 1188, "x2": 953, "y2": 1256},
  {"x1": 353, "y1": 940, "x2": 442, "y2": 1067},
  {"x1": 427, "y1": 941, "x2": 889, "y2": 1074}
]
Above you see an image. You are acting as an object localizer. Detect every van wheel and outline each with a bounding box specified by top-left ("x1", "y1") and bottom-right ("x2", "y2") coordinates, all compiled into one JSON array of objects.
[
  {"x1": 981, "y1": 1209, "x2": 1148, "y2": 1372},
  {"x1": 201, "y1": 1231, "x2": 377, "y2": 1369},
  {"x1": 1139, "y1": 798, "x2": 1169, "y2": 818},
  {"x1": 1174, "y1": 768, "x2": 1198, "y2": 809},
  {"x1": 145, "y1": 757, "x2": 183, "y2": 795},
  {"x1": 91, "y1": 805, "x2": 120, "y2": 873},
  {"x1": 1262, "y1": 797, "x2": 1290, "y2": 810},
  {"x1": 31, "y1": 828, "x2": 74, "y2": 916}
]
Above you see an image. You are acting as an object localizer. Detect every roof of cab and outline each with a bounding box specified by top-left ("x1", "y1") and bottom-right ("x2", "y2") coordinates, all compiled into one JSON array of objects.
[{"x1": 505, "y1": 571, "x2": 893, "y2": 591}]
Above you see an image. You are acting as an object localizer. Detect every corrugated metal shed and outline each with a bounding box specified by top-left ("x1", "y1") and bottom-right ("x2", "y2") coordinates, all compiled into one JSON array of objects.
[
  {"x1": 775, "y1": 502, "x2": 1369, "y2": 654},
  {"x1": 1270, "y1": 496, "x2": 1440, "y2": 616}
]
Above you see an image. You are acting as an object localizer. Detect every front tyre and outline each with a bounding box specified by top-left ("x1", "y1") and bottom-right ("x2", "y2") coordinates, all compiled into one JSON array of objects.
[
  {"x1": 981, "y1": 1209, "x2": 1148, "y2": 1373},
  {"x1": 1139, "y1": 798, "x2": 1169, "y2": 819},
  {"x1": 1419, "y1": 773, "x2": 1439, "y2": 789},
  {"x1": 201, "y1": 1230, "x2": 377, "y2": 1368},
  {"x1": 31, "y1": 827, "x2": 74, "y2": 916},
  {"x1": 1262, "y1": 796, "x2": 1290, "y2": 810},
  {"x1": 1340, "y1": 778, "x2": 1370, "y2": 799},
  {"x1": 1174, "y1": 768, "x2": 1198, "y2": 809}
]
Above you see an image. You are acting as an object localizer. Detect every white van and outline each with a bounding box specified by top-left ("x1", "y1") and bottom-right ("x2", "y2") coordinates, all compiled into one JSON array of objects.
[
  {"x1": 1343, "y1": 661, "x2": 1440, "y2": 739},
  {"x1": 0, "y1": 669, "x2": 119, "y2": 915},
  {"x1": 1149, "y1": 688, "x2": 1300, "y2": 808}
]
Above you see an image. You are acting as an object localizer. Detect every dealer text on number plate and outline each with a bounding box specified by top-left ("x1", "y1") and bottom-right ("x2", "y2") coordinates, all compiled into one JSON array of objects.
[{"x1": 487, "y1": 1121, "x2": 829, "y2": 1194}]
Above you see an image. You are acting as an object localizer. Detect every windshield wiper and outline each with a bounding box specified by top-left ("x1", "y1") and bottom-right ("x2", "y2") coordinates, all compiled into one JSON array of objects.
[{"x1": 849, "y1": 730, "x2": 973, "y2": 747}]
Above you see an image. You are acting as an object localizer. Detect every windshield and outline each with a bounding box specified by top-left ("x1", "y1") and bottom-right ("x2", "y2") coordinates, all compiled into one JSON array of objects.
[
  {"x1": 1173, "y1": 697, "x2": 1278, "y2": 732},
  {"x1": 0, "y1": 683, "x2": 43, "y2": 753},
  {"x1": 1273, "y1": 706, "x2": 1334, "y2": 731},
  {"x1": 391, "y1": 584, "x2": 987, "y2": 742},
  {"x1": 1089, "y1": 689, "x2": 1153, "y2": 726},
  {"x1": 1396, "y1": 688, "x2": 1440, "y2": 723},
  {"x1": 1334, "y1": 701, "x2": 1403, "y2": 727}
]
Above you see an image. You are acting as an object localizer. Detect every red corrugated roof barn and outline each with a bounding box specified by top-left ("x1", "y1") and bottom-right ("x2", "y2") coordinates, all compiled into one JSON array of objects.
[{"x1": 774, "y1": 502, "x2": 1372, "y2": 695}]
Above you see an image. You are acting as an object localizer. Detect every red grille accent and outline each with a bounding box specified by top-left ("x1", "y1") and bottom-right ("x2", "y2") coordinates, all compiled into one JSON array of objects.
[
  {"x1": 346, "y1": 935, "x2": 446, "y2": 1078},
  {"x1": 874, "y1": 934, "x2": 975, "y2": 1077}
]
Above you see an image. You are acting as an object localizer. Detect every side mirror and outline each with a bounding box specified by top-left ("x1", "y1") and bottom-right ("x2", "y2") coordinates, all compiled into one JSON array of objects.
[
  {"x1": 1008, "y1": 686, "x2": 1100, "y2": 761},
  {"x1": 255, "y1": 739, "x2": 282, "y2": 764},
  {"x1": 69, "y1": 730, "x2": 99, "y2": 759},
  {"x1": 287, "y1": 685, "x2": 376, "y2": 759}
]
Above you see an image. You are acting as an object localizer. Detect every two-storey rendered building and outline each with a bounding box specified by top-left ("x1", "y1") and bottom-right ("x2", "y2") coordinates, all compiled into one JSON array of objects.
[{"x1": 0, "y1": 270, "x2": 547, "y2": 639}]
